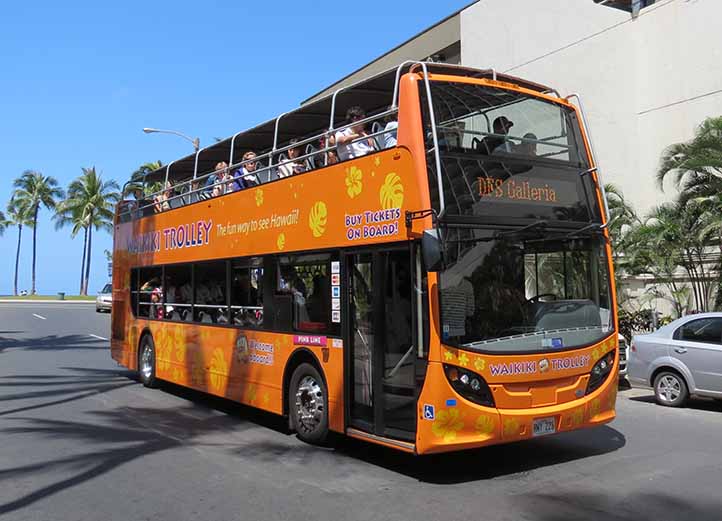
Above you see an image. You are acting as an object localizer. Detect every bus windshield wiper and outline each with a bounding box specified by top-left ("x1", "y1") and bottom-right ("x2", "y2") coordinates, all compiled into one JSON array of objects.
[
  {"x1": 495, "y1": 220, "x2": 547, "y2": 239},
  {"x1": 564, "y1": 222, "x2": 602, "y2": 239}
]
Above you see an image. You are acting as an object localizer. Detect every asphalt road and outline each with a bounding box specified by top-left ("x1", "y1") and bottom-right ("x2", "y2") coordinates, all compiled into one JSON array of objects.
[{"x1": 1, "y1": 303, "x2": 721, "y2": 521}]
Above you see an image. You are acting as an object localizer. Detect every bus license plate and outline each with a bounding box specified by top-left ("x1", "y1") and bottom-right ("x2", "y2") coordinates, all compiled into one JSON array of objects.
[{"x1": 532, "y1": 417, "x2": 556, "y2": 437}]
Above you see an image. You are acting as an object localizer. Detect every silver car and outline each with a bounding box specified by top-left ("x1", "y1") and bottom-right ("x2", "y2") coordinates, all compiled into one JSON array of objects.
[
  {"x1": 629, "y1": 312, "x2": 722, "y2": 407},
  {"x1": 96, "y1": 283, "x2": 112, "y2": 313}
]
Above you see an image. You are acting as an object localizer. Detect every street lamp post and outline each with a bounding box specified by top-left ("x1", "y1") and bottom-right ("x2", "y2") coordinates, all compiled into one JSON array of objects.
[{"x1": 143, "y1": 127, "x2": 200, "y2": 152}]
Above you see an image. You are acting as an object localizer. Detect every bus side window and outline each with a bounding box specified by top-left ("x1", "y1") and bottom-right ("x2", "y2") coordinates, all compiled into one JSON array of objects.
[
  {"x1": 138, "y1": 267, "x2": 163, "y2": 319},
  {"x1": 130, "y1": 269, "x2": 139, "y2": 317},
  {"x1": 231, "y1": 258, "x2": 264, "y2": 328},
  {"x1": 194, "y1": 261, "x2": 228, "y2": 324},
  {"x1": 164, "y1": 264, "x2": 192, "y2": 322},
  {"x1": 275, "y1": 255, "x2": 331, "y2": 334}
]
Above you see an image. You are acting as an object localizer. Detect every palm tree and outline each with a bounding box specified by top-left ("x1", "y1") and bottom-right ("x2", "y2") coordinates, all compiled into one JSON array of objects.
[
  {"x1": 657, "y1": 116, "x2": 722, "y2": 202},
  {"x1": 5, "y1": 199, "x2": 32, "y2": 296},
  {"x1": 54, "y1": 202, "x2": 90, "y2": 294},
  {"x1": 657, "y1": 116, "x2": 722, "y2": 310},
  {"x1": 59, "y1": 167, "x2": 120, "y2": 295},
  {"x1": 12, "y1": 171, "x2": 64, "y2": 295},
  {"x1": 124, "y1": 160, "x2": 163, "y2": 198},
  {"x1": 0, "y1": 210, "x2": 7, "y2": 235}
]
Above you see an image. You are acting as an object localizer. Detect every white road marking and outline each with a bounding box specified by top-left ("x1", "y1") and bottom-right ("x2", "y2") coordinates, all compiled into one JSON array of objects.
[
  {"x1": 32, "y1": 313, "x2": 46, "y2": 320},
  {"x1": 89, "y1": 334, "x2": 109, "y2": 341}
]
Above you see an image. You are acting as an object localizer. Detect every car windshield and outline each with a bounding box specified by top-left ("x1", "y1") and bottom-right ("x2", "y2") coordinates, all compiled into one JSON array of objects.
[
  {"x1": 439, "y1": 226, "x2": 613, "y2": 353},
  {"x1": 101, "y1": 284, "x2": 112, "y2": 294}
]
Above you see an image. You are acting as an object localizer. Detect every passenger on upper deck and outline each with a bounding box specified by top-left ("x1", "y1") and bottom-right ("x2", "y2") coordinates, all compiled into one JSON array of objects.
[
  {"x1": 278, "y1": 139, "x2": 306, "y2": 178},
  {"x1": 153, "y1": 182, "x2": 173, "y2": 213},
  {"x1": 335, "y1": 106, "x2": 375, "y2": 161},
  {"x1": 382, "y1": 113, "x2": 398, "y2": 149},
  {"x1": 478, "y1": 116, "x2": 514, "y2": 154},
  {"x1": 240, "y1": 151, "x2": 260, "y2": 186},
  {"x1": 518, "y1": 133, "x2": 538, "y2": 156},
  {"x1": 318, "y1": 136, "x2": 338, "y2": 166}
]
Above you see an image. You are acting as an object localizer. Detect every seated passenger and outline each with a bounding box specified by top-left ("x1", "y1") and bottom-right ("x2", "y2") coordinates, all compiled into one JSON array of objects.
[
  {"x1": 518, "y1": 133, "x2": 538, "y2": 156},
  {"x1": 382, "y1": 113, "x2": 398, "y2": 149},
  {"x1": 211, "y1": 162, "x2": 229, "y2": 197},
  {"x1": 318, "y1": 136, "x2": 338, "y2": 166},
  {"x1": 240, "y1": 151, "x2": 260, "y2": 186},
  {"x1": 478, "y1": 116, "x2": 514, "y2": 154},
  {"x1": 335, "y1": 106, "x2": 375, "y2": 161},
  {"x1": 278, "y1": 139, "x2": 307, "y2": 178},
  {"x1": 153, "y1": 182, "x2": 172, "y2": 213}
]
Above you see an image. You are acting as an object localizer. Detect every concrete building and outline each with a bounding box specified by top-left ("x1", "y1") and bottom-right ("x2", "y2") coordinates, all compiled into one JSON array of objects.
[{"x1": 307, "y1": 0, "x2": 722, "y2": 216}]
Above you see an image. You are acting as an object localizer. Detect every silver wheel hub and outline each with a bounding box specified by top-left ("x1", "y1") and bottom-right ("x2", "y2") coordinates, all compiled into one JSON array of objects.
[
  {"x1": 140, "y1": 344, "x2": 153, "y2": 380},
  {"x1": 295, "y1": 375, "x2": 324, "y2": 434},
  {"x1": 658, "y1": 375, "x2": 681, "y2": 403}
]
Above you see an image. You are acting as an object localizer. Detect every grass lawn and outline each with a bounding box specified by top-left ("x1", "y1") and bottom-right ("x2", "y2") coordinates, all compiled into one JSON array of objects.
[{"x1": 0, "y1": 295, "x2": 96, "y2": 301}]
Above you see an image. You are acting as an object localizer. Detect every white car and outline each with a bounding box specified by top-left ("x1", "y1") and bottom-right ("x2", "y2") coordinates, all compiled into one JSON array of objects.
[{"x1": 96, "y1": 283, "x2": 112, "y2": 313}]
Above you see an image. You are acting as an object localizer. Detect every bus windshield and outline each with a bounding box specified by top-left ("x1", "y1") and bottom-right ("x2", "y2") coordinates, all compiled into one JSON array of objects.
[
  {"x1": 439, "y1": 227, "x2": 613, "y2": 353},
  {"x1": 422, "y1": 81, "x2": 600, "y2": 223}
]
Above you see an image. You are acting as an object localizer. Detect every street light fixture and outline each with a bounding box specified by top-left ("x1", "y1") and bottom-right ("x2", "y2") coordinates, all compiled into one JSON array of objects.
[{"x1": 142, "y1": 127, "x2": 200, "y2": 152}]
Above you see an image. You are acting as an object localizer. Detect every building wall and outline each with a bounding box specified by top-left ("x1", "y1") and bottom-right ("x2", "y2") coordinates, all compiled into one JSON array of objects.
[{"x1": 461, "y1": 0, "x2": 722, "y2": 216}]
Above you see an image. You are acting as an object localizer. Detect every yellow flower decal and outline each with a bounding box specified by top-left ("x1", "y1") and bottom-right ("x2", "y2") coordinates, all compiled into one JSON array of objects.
[
  {"x1": 255, "y1": 188, "x2": 264, "y2": 207},
  {"x1": 571, "y1": 408, "x2": 584, "y2": 427},
  {"x1": 172, "y1": 367, "x2": 182, "y2": 382},
  {"x1": 444, "y1": 349, "x2": 455, "y2": 362},
  {"x1": 503, "y1": 418, "x2": 520, "y2": 437},
  {"x1": 374, "y1": 156, "x2": 381, "y2": 167},
  {"x1": 190, "y1": 350, "x2": 204, "y2": 386},
  {"x1": 607, "y1": 385, "x2": 618, "y2": 409},
  {"x1": 277, "y1": 232, "x2": 286, "y2": 250},
  {"x1": 246, "y1": 384, "x2": 257, "y2": 404},
  {"x1": 591, "y1": 349, "x2": 600, "y2": 362},
  {"x1": 458, "y1": 352, "x2": 469, "y2": 367},
  {"x1": 475, "y1": 415, "x2": 495, "y2": 435},
  {"x1": 209, "y1": 348, "x2": 228, "y2": 392},
  {"x1": 590, "y1": 398, "x2": 601, "y2": 418},
  {"x1": 345, "y1": 166, "x2": 363, "y2": 198},
  {"x1": 474, "y1": 358, "x2": 486, "y2": 372},
  {"x1": 379, "y1": 172, "x2": 404, "y2": 209},
  {"x1": 431, "y1": 409, "x2": 464, "y2": 442},
  {"x1": 308, "y1": 201, "x2": 328, "y2": 238},
  {"x1": 156, "y1": 338, "x2": 172, "y2": 372},
  {"x1": 262, "y1": 392, "x2": 270, "y2": 406}
]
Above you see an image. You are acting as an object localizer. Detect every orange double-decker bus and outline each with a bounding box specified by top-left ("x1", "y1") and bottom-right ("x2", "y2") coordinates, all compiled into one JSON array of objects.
[{"x1": 111, "y1": 63, "x2": 619, "y2": 454}]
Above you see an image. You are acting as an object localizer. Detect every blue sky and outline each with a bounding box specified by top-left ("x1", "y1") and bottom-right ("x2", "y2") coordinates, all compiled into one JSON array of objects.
[{"x1": 0, "y1": 0, "x2": 470, "y2": 295}]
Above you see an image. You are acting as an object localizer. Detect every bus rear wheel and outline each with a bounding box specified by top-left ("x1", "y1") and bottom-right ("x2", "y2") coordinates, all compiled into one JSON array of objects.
[
  {"x1": 138, "y1": 334, "x2": 158, "y2": 388},
  {"x1": 289, "y1": 363, "x2": 328, "y2": 444}
]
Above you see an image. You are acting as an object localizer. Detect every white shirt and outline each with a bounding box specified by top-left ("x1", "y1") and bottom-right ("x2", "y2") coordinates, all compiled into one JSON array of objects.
[
  {"x1": 335, "y1": 128, "x2": 375, "y2": 161},
  {"x1": 383, "y1": 121, "x2": 398, "y2": 148}
]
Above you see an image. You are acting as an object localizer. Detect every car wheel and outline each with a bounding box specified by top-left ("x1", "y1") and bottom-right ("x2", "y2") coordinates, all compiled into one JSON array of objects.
[
  {"x1": 96, "y1": 307, "x2": 101, "y2": 313},
  {"x1": 654, "y1": 371, "x2": 688, "y2": 407},
  {"x1": 138, "y1": 335, "x2": 158, "y2": 388},
  {"x1": 289, "y1": 363, "x2": 329, "y2": 444}
]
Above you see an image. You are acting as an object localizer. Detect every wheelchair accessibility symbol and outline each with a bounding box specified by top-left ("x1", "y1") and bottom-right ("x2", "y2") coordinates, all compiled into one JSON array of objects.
[{"x1": 423, "y1": 404, "x2": 435, "y2": 420}]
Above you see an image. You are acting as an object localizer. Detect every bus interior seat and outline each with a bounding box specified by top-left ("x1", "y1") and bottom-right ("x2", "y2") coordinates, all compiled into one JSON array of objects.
[{"x1": 371, "y1": 121, "x2": 384, "y2": 150}]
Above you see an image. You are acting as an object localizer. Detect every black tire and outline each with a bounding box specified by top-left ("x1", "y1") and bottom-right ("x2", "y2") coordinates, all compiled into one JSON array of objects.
[
  {"x1": 138, "y1": 334, "x2": 158, "y2": 388},
  {"x1": 288, "y1": 363, "x2": 329, "y2": 444},
  {"x1": 95, "y1": 307, "x2": 101, "y2": 313},
  {"x1": 654, "y1": 370, "x2": 688, "y2": 407}
]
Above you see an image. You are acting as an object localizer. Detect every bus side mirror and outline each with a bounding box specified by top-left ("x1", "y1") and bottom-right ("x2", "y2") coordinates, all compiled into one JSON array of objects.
[{"x1": 422, "y1": 229, "x2": 444, "y2": 272}]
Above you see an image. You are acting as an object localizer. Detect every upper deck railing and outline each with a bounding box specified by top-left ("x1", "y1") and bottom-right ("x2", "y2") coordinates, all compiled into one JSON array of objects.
[{"x1": 118, "y1": 62, "x2": 583, "y2": 223}]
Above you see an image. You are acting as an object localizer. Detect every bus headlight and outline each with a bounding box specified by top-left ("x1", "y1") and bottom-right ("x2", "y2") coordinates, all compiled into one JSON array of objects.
[
  {"x1": 586, "y1": 350, "x2": 616, "y2": 395},
  {"x1": 443, "y1": 364, "x2": 495, "y2": 407}
]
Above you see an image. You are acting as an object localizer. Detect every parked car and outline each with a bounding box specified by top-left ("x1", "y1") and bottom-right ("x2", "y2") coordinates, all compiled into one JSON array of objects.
[
  {"x1": 628, "y1": 312, "x2": 722, "y2": 407},
  {"x1": 618, "y1": 333, "x2": 628, "y2": 378},
  {"x1": 96, "y1": 283, "x2": 112, "y2": 313}
]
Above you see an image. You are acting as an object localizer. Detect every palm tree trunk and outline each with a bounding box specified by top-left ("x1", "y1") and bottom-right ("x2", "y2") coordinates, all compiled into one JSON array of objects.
[
  {"x1": 79, "y1": 226, "x2": 88, "y2": 295},
  {"x1": 84, "y1": 225, "x2": 93, "y2": 296},
  {"x1": 31, "y1": 207, "x2": 38, "y2": 295},
  {"x1": 14, "y1": 225, "x2": 22, "y2": 296}
]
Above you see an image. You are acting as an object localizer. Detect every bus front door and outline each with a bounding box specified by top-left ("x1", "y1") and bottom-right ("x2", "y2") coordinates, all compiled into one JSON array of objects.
[{"x1": 345, "y1": 248, "x2": 416, "y2": 442}]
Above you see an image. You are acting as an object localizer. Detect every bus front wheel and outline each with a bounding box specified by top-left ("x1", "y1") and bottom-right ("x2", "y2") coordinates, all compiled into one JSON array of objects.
[
  {"x1": 289, "y1": 363, "x2": 328, "y2": 444},
  {"x1": 138, "y1": 334, "x2": 158, "y2": 388}
]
